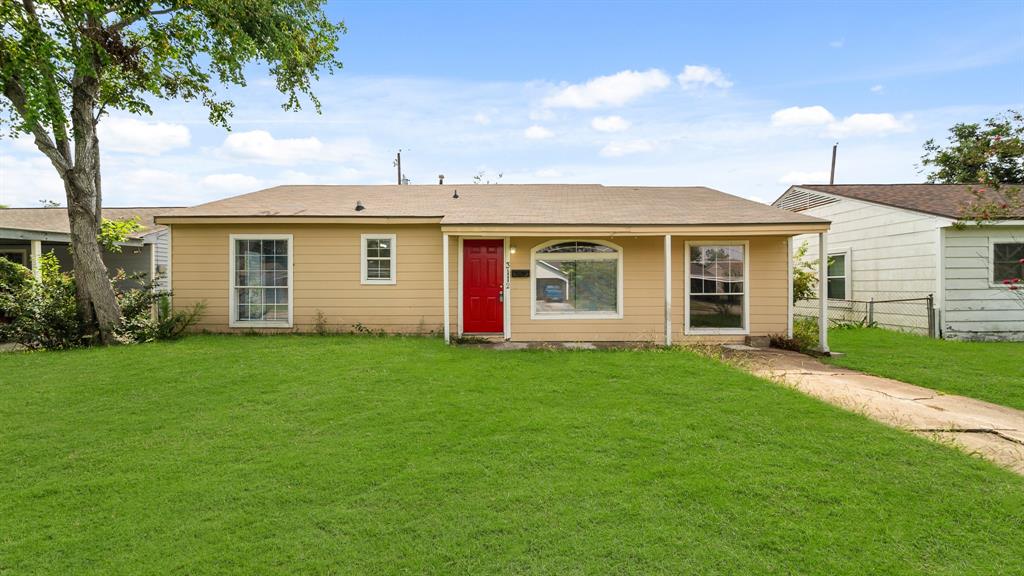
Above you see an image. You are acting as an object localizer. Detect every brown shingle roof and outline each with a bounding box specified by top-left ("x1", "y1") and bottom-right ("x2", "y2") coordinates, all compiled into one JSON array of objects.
[
  {"x1": 160, "y1": 184, "x2": 826, "y2": 226},
  {"x1": 791, "y1": 184, "x2": 1024, "y2": 219},
  {"x1": 0, "y1": 207, "x2": 179, "y2": 237}
]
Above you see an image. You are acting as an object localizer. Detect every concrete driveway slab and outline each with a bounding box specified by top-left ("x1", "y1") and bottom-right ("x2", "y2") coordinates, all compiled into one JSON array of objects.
[{"x1": 726, "y1": 347, "x2": 1024, "y2": 475}]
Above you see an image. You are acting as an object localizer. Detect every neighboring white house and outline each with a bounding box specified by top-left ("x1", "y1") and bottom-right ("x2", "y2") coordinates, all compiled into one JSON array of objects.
[
  {"x1": 0, "y1": 207, "x2": 176, "y2": 291},
  {"x1": 773, "y1": 184, "x2": 1024, "y2": 341}
]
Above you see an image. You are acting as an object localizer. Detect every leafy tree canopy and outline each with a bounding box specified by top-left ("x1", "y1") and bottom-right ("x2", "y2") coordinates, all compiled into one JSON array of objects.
[
  {"x1": 1, "y1": 0, "x2": 345, "y2": 138},
  {"x1": 920, "y1": 110, "x2": 1023, "y2": 185}
]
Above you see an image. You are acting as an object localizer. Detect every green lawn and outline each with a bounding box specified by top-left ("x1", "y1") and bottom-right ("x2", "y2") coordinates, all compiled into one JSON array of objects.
[
  {"x1": 825, "y1": 328, "x2": 1024, "y2": 410},
  {"x1": 1, "y1": 336, "x2": 1022, "y2": 575}
]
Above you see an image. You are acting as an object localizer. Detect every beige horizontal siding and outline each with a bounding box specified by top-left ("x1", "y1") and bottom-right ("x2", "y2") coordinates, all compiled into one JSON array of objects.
[
  {"x1": 171, "y1": 224, "x2": 445, "y2": 333},
  {"x1": 173, "y1": 223, "x2": 792, "y2": 342}
]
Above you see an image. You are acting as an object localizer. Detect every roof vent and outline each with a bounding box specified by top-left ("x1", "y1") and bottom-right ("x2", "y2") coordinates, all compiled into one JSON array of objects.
[
  {"x1": 452, "y1": 189, "x2": 459, "y2": 199},
  {"x1": 438, "y1": 174, "x2": 445, "y2": 185},
  {"x1": 355, "y1": 201, "x2": 365, "y2": 211}
]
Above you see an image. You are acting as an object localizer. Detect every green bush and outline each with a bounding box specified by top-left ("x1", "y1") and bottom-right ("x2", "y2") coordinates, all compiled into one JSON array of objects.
[
  {"x1": 770, "y1": 317, "x2": 819, "y2": 353},
  {"x1": 0, "y1": 255, "x2": 203, "y2": 349},
  {"x1": 0, "y1": 252, "x2": 83, "y2": 349}
]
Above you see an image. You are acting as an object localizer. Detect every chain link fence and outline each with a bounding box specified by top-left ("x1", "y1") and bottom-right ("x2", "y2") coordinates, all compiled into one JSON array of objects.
[{"x1": 795, "y1": 294, "x2": 937, "y2": 337}]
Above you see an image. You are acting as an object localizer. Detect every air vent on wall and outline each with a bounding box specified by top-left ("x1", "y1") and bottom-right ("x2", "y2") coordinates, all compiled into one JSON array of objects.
[{"x1": 774, "y1": 188, "x2": 839, "y2": 212}]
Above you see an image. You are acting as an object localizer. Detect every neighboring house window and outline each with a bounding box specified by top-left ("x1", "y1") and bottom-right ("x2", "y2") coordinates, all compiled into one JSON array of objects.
[
  {"x1": 992, "y1": 242, "x2": 1024, "y2": 284},
  {"x1": 230, "y1": 235, "x2": 292, "y2": 327},
  {"x1": 532, "y1": 240, "x2": 622, "y2": 318},
  {"x1": 687, "y1": 243, "x2": 746, "y2": 332},
  {"x1": 827, "y1": 252, "x2": 848, "y2": 300},
  {"x1": 361, "y1": 234, "x2": 396, "y2": 285},
  {"x1": 0, "y1": 249, "x2": 27, "y2": 266}
]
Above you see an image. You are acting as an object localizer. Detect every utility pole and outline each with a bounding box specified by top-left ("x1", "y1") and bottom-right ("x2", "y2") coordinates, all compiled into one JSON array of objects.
[
  {"x1": 394, "y1": 150, "x2": 402, "y2": 185},
  {"x1": 829, "y1": 143, "x2": 838, "y2": 185}
]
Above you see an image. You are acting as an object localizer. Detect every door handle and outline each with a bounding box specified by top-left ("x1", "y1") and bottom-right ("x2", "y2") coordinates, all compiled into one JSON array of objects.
[{"x1": 499, "y1": 290, "x2": 504, "y2": 303}]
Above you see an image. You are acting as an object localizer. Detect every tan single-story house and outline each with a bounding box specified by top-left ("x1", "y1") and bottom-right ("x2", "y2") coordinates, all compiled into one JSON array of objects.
[
  {"x1": 0, "y1": 207, "x2": 174, "y2": 290},
  {"x1": 155, "y1": 184, "x2": 831, "y2": 345}
]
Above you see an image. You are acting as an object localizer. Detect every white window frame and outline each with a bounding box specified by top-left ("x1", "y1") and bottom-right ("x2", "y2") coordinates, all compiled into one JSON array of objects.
[
  {"x1": 530, "y1": 239, "x2": 624, "y2": 320},
  {"x1": 684, "y1": 240, "x2": 749, "y2": 335},
  {"x1": 0, "y1": 248, "x2": 29, "y2": 267},
  {"x1": 826, "y1": 249, "x2": 852, "y2": 301},
  {"x1": 989, "y1": 238, "x2": 1024, "y2": 288},
  {"x1": 229, "y1": 234, "x2": 294, "y2": 328},
  {"x1": 360, "y1": 233, "x2": 397, "y2": 285}
]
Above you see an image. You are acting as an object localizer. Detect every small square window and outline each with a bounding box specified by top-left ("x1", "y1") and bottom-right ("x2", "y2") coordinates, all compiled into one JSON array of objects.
[{"x1": 362, "y1": 234, "x2": 396, "y2": 284}]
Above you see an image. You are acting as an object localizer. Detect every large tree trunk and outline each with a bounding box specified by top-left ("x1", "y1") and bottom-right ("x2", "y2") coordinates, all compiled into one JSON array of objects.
[
  {"x1": 64, "y1": 178, "x2": 121, "y2": 343},
  {"x1": 63, "y1": 69, "x2": 121, "y2": 344}
]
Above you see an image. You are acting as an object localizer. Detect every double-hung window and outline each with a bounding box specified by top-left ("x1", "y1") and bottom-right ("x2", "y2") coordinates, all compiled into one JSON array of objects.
[
  {"x1": 361, "y1": 234, "x2": 396, "y2": 285},
  {"x1": 532, "y1": 240, "x2": 622, "y2": 318},
  {"x1": 230, "y1": 235, "x2": 292, "y2": 327},
  {"x1": 686, "y1": 243, "x2": 747, "y2": 332},
  {"x1": 992, "y1": 242, "x2": 1024, "y2": 285},
  {"x1": 827, "y1": 252, "x2": 849, "y2": 300}
]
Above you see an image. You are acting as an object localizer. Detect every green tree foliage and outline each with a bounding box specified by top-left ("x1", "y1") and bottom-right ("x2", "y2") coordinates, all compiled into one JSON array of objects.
[
  {"x1": 0, "y1": 1, "x2": 344, "y2": 344},
  {"x1": 920, "y1": 110, "x2": 1024, "y2": 185},
  {"x1": 792, "y1": 241, "x2": 818, "y2": 303},
  {"x1": 97, "y1": 217, "x2": 141, "y2": 252}
]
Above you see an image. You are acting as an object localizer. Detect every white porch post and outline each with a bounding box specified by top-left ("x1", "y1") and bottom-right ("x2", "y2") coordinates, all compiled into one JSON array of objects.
[
  {"x1": 664, "y1": 234, "x2": 672, "y2": 346},
  {"x1": 787, "y1": 236, "x2": 794, "y2": 339},
  {"x1": 817, "y1": 232, "x2": 829, "y2": 353},
  {"x1": 442, "y1": 233, "x2": 451, "y2": 344},
  {"x1": 30, "y1": 239, "x2": 42, "y2": 280}
]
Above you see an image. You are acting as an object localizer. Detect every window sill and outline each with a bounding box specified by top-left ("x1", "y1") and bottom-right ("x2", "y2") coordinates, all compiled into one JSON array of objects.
[
  {"x1": 684, "y1": 327, "x2": 749, "y2": 336},
  {"x1": 230, "y1": 320, "x2": 293, "y2": 329},
  {"x1": 361, "y1": 278, "x2": 397, "y2": 286},
  {"x1": 530, "y1": 312, "x2": 623, "y2": 321}
]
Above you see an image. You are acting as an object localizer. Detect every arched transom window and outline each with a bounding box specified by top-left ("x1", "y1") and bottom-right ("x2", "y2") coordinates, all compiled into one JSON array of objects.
[{"x1": 532, "y1": 240, "x2": 623, "y2": 319}]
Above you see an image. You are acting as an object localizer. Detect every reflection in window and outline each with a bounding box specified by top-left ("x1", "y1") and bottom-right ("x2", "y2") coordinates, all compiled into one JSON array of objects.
[
  {"x1": 689, "y1": 245, "x2": 744, "y2": 330},
  {"x1": 993, "y1": 243, "x2": 1024, "y2": 284},
  {"x1": 534, "y1": 241, "x2": 619, "y2": 316},
  {"x1": 827, "y1": 253, "x2": 847, "y2": 300},
  {"x1": 234, "y1": 238, "x2": 289, "y2": 323}
]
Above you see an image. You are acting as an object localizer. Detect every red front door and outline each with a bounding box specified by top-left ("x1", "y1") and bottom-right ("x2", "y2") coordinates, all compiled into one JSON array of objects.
[{"x1": 463, "y1": 239, "x2": 504, "y2": 333}]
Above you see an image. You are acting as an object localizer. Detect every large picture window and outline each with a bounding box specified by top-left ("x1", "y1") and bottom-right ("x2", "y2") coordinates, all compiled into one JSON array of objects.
[
  {"x1": 686, "y1": 243, "x2": 746, "y2": 332},
  {"x1": 230, "y1": 235, "x2": 292, "y2": 327},
  {"x1": 532, "y1": 240, "x2": 622, "y2": 318},
  {"x1": 992, "y1": 242, "x2": 1024, "y2": 284}
]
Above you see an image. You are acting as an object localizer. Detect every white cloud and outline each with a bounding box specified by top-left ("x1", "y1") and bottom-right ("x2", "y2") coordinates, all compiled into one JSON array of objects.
[
  {"x1": 870, "y1": 84, "x2": 885, "y2": 93},
  {"x1": 599, "y1": 139, "x2": 656, "y2": 157},
  {"x1": 200, "y1": 173, "x2": 263, "y2": 192},
  {"x1": 591, "y1": 115, "x2": 631, "y2": 133},
  {"x1": 473, "y1": 112, "x2": 491, "y2": 125},
  {"x1": 219, "y1": 130, "x2": 323, "y2": 165},
  {"x1": 543, "y1": 69, "x2": 671, "y2": 109},
  {"x1": 98, "y1": 116, "x2": 191, "y2": 155},
  {"x1": 771, "y1": 105, "x2": 836, "y2": 127},
  {"x1": 529, "y1": 108, "x2": 556, "y2": 121},
  {"x1": 778, "y1": 170, "x2": 830, "y2": 184},
  {"x1": 829, "y1": 39, "x2": 845, "y2": 48},
  {"x1": 826, "y1": 113, "x2": 908, "y2": 136},
  {"x1": 677, "y1": 65, "x2": 733, "y2": 90},
  {"x1": 535, "y1": 168, "x2": 562, "y2": 178},
  {"x1": 524, "y1": 125, "x2": 554, "y2": 139},
  {"x1": 0, "y1": 154, "x2": 65, "y2": 206}
]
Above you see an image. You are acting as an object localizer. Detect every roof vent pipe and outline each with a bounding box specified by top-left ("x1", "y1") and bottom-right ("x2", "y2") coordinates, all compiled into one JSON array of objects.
[
  {"x1": 355, "y1": 201, "x2": 365, "y2": 211},
  {"x1": 438, "y1": 174, "x2": 445, "y2": 185},
  {"x1": 452, "y1": 189, "x2": 459, "y2": 199}
]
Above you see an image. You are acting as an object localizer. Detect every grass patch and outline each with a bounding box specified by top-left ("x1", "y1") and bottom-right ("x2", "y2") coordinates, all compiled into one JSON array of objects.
[
  {"x1": 826, "y1": 327, "x2": 1024, "y2": 410},
  {"x1": 2, "y1": 335, "x2": 1022, "y2": 574}
]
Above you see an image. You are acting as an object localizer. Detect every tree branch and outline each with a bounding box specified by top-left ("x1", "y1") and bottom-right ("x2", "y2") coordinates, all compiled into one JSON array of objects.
[
  {"x1": 1, "y1": 78, "x2": 71, "y2": 175},
  {"x1": 108, "y1": 4, "x2": 179, "y2": 32}
]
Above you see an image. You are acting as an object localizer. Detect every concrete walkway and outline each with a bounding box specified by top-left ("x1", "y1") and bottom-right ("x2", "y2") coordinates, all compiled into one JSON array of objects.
[{"x1": 725, "y1": 347, "x2": 1024, "y2": 475}]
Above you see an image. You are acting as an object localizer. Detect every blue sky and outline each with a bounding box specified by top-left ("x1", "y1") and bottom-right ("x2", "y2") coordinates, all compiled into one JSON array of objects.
[{"x1": 2, "y1": 0, "x2": 1023, "y2": 207}]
